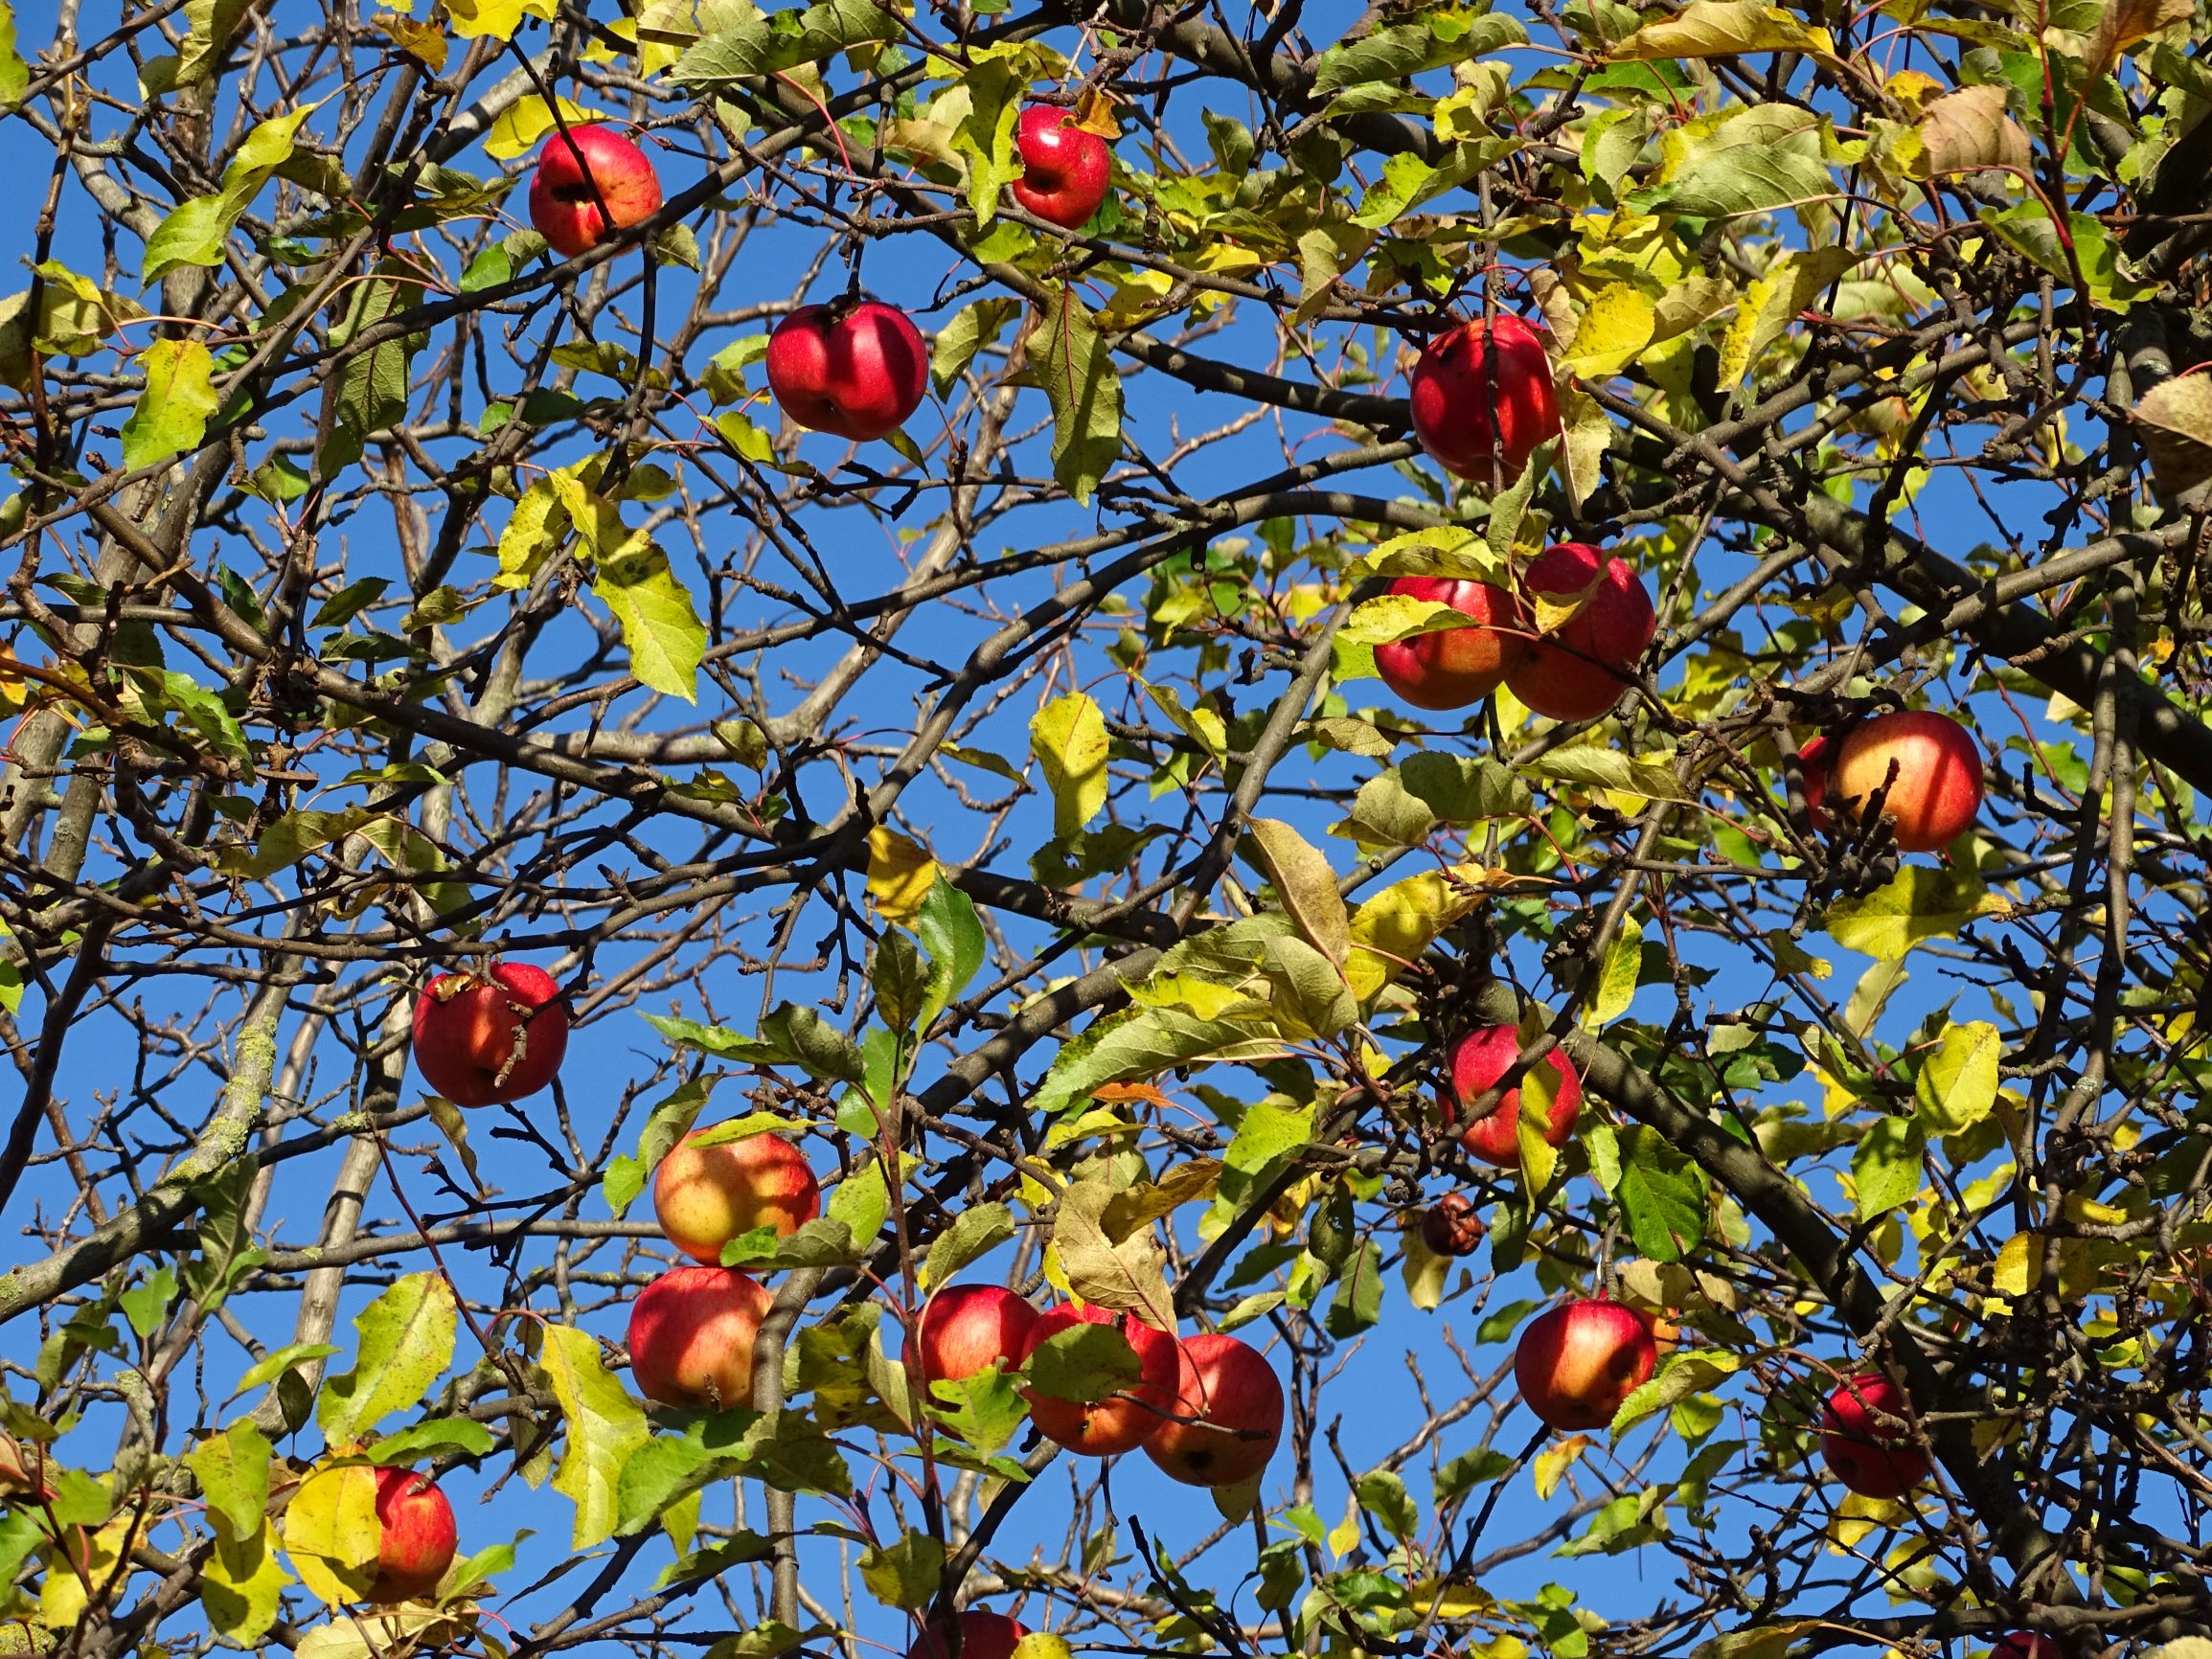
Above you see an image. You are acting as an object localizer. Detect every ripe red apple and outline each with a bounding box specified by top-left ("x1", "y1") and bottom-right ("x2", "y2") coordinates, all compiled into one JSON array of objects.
[
  {"x1": 1991, "y1": 1636, "x2": 2058, "y2": 1659},
  {"x1": 911, "y1": 1285, "x2": 1038, "y2": 1398},
  {"x1": 412, "y1": 963, "x2": 569, "y2": 1108},
  {"x1": 1830, "y1": 711, "x2": 1983, "y2": 852},
  {"x1": 653, "y1": 1126, "x2": 821, "y2": 1263},
  {"x1": 1409, "y1": 314, "x2": 1562, "y2": 485},
  {"x1": 626, "y1": 1264, "x2": 774, "y2": 1410},
  {"x1": 1142, "y1": 1332, "x2": 1285, "y2": 1488},
  {"x1": 907, "y1": 1611, "x2": 1031, "y2": 1659},
  {"x1": 1445, "y1": 1025, "x2": 1582, "y2": 1169},
  {"x1": 366, "y1": 1466, "x2": 457, "y2": 1603},
  {"x1": 1419, "y1": 1193, "x2": 1486, "y2": 1257},
  {"x1": 1374, "y1": 577, "x2": 1533, "y2": 710},
  {"x1": 528, "y1": 125, "x2": 664, "y2": 260},
  {"x1": 1010, "y1": 106, "x2": 1111, "y2": 229},
  {"x1": 765, "y1": 299, "x2": 929, "y2": 442},
  {"x1": 1514, "y1": 1299, "x2": 1657, "y2": 1432},
  {"x1": 1505, "y1": 543, "x2": 1656, "y2": 722},
  {"x1": 1819, "y1": 1373, "x2": 1930, "y2": 1498},
  {"x1": 1017, "y1": 1303, "x2": 1177, "y2": 1457}
]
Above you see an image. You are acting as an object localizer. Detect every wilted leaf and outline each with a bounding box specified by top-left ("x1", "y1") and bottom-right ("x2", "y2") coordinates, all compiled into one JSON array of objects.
[{"x1": 1610, "y1": 0, "x2": 1835, "y2": 59}]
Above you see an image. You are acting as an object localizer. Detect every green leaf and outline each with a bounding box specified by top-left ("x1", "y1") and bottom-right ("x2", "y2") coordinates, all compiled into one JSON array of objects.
[
  {"x1": 858, "y1": 1530, "x2": 946, "y2": 1609},
  {"x1": 1354, "y1": 1467, "x2": 1418, "y2": 1541},
  {"x1": 365, "y1": 1417, "x2": 498, "y2": 1463},
  {"x1": 1823, "y1": 867, "x2": 1995, "y2": 959},
  {"x1": 1030, "y1": 288, "x2": 1123, "y2": 505},
  {"x1": 1852, "y1": 1117, "x2": 1925, "y2": 1218},
  {"x1": 923, "y1": 1367, "x2": 1028, "y2": 1459},
  {"x1": 120, "y1": 1264, "x2": 177, "y2": 1337},
  {"x1": 917, "y1": 876, "x2": 986, "y2": 1033},
  {"x1": 672, "y1": 0, "x2": 901, "y2": 81},
  {"x1": 930, "y1": 299, "x2": 1018, "y2": 396},
  {"x1": 1312, "y1": 11, "x2": 1528, "y2": 91},
  {"x1": 1030, "y1": 690, "x2": 1110, "y2": 837},
  {"x1": 1032, "y1": 1008, "x2": 1288, "y2": 1119},
  {"x1": 144, "y1": 103, "x2": 323, "y2": 281},
  {"x1": 1610, "y1": 1350, "x2": 1740, "y2": 1438},
  {"x1": 229, "y1": 1340, "x2": 340, "y2": 1399},
  {"x1": 540, "y1": 1324, "x2": 652, "y2": 1548},
  {"x1": 759, "y1": 1003, "x2": 867, "y2": 1087},
  {"x1": 952, "y1": 57, "x2": 1024, "y2": 225},
  {"x1": 319, "y1": 264, "x2": 422, "y2": 477},
  {"x1": 827, "y1": 1156, "x2": 894, "y2": 1247},
  {"x1": 1024, "y1": 1322, "x2": 1141, "y2": 1403},
  {"x1": 921, "y1": 1201, "x2": 1016, "y2": 1288},
  {"x1": 594, "y1": 541, "x2": 705, "y2": 702},
  {"x1": 1614, "y1": 1126, "x2": 1708, "y2": 1262},
  {"x1": 1913, "y1": 1020, "x2": 2001, "y2": 1135},
  {"x1": 185, "y1": 1419, "x2": 274, "y2": 1536},
  {"x1": 1324, "y1": 1239, "x2": 1385, "y2": 1337},
  {"x1": 0, "y1": 2, "x2": 26, "y2": 111},
  {"x1": 318, "y1": 1273, "x2": 458, "y2": 1449},
  {"x1": 122, "y1": 339, "x2": 221, "y2": 469}
]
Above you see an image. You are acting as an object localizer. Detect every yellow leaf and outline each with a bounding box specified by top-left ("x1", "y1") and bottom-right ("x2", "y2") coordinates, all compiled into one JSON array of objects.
[
  {"x1": 1610, "y1": 0, "x2": 1836, "y2": 60},
  {"x1": 1533, "y1": 1433, "x2": 1588, "y2": 1499},
  {"x1": 40, "y1": 1518, "x2": 132, "y2": 1629},
  {"x1": 1327, "y1": 1505, "x2": 1361, "y2": 1558},
  {"x1": 1346, "y1": 866, "x2": 1486, "y2": 1002},
  {"x1": 1029, "y1": 691, "x2": 1109, "y2": 837},
  {"x1": 866, "y1": 828, "x2": 937, "y2": 925},
  {"x1": 205, "y1": 1515, "x2": 295, "y2": 1644},
  {"x1": 373, "y1": 11, "x2": 448, "y2": 69},
  {"x1": 538, "y1": 1324, "x2": 650, "y2": 1548},
  {"x1": 1913, "y1": 1020, "x2": 1999, "y2": 1135},
  {"x1": 281, "y1": 1463, "x2": 381, "y2": 1606},
  {"x1": 445, "y1": 0, "x2": 558, "y2": 43},
  {"x1": 483, "y1": 95, "x2": 600, "y2": 163},
  {"x1": 1560, "y1": 284, "x2": 1655, "y2": 380}
]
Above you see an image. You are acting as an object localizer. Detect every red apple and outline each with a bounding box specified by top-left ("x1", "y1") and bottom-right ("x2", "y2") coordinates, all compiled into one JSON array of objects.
[
  {"x1": 1505, "y1": 543, "x2": 1656, "y2": 722},
  {"x1": 907, "y1": 1611, "x2": 1031, "y2": 1659},
  {"x1": 1819, "y1": 1373, "x2": 1930, "y2": 1498},
  {"x1": 1445, "y1": 1025, "x2": 1582, "y2": 1169},
  {"x1": 1017, "y1": 1303, "x2": 1177, "y2": 1457},
  {"x1": 1419, "y1": 1193, "x2": 1486, "y2": 1257},
  {"x1": 528, "y1": 125, "x2": 664, "y2": 260},
  {"x1": 1374, "y1": 577, "x2": 1533, "y2": 711},
  {"x1": 765, "y1": 299, "x2": 929, "y2": 443},
  {"x1": 911, "y1": 1285, "x2": 1038, "y2": 1398},
  {"x1": 626, "y1": 1264, "x2": 774, "y2": 1410},
  {"x1": 1010, "y1": 106, "x2": 1111, "y2": 229},
  {"x1": 1409, "y1": 314, "x2": 1562, "y2": 485},
  {"x1": 1991, "y1": 1637, "x2": 2058, "y2": 1659},
  {"x1": 1142, "y1": 1332, "x2": 1285, "y2": 1488},
  {"x1": 412, "y1": 963, "x2": 569, "y2": 1108},
  {"x1": 1514, "y1": 1299, "x2": 1657, "y2": 1432},
  {"x1": 366, "y1": 1466, "x2": 457, "y2": 1603},
  {"x1": 1830, "y1": 711, "x2": 1983, "y2": 852},
  {"x1": 653, "y1": 1126, "x2": 821, "y2": 1263}
]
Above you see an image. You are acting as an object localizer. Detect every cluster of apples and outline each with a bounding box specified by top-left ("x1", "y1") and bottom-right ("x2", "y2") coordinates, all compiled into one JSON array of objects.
[
  {"x1": 523, "y1": 107, "x2": 1113, "y2": 445},
  {"x1": 910, "y1": 1284, "x2": 1285, "y2": 1487}
]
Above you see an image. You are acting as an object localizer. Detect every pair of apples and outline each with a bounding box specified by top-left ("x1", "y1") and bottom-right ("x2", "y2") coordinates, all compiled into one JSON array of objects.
[
  {"x1": 627, "y1": 1127, "x2": 1285, "y2": 1487},
  {"x1": 524, "y1": 108, "x2": 1110, "y2": 444}
]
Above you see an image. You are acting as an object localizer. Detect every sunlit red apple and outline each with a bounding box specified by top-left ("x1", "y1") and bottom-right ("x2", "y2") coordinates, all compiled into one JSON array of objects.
[
  {"x1": 911, "y1": 1284, "x2": 1038, "y2": 1398},
  {"x1": 1409, "y1": 314, "x2": 1562, "y2": 485},
  {"x1": 1505, "y1": 542, "x2": 1656, "y2": 722},
  {"x1": 653, "y1": 1126, "x2": 820, "y2": 1263},
  {"x1": 907, "y1": 1610, "x2": 1031, "y2": 1659},
  {"x1": 1419, "y1": 1193, "x2": 1486, "y2": 1257},
  {"x1": 1830, "y1": 711, "x2": 1983, "y2": 852},
  {"x1": 528, "y1": 125, "x2": 663, "y2": 259},
  {"x1": 366, "y1": 1466, "x2": 457, "y2": 1603},
  {"x1": 1375, "y1": 577, "x2": 1533, "y2": 710},
  {"x1": 1515, "y1": 1299, "x2": 1657, "y2": 1432},
  {"x1": 626, "y1": 1264, "x2": 773, "y2": 1410},
  {"x1": 1011, "y1": 105, "x2": 1111, "y2": 228},
  {"x1": 1445, "y1": 1025, "x2": 1582, "y2": 1168},
  {"x1": 1142, "y1": 1332, "x2": 1284, "y2": 1488},
  {"x1": 1017, "y1": 1303, "x2": 1177, "y2": 1456},
  {"x1": 1793, "y1": 735, "x2": 1834, "y2": 830},
  {"x1": 412, "y1": 963, "x2": 569, "y2": 1107},
  {"x1": 1819, "y1": 1373, "x2": 1930, "y2": 1498},
  {"x1": 765, "y1": 299, "x2": 929, "y2": 442}
]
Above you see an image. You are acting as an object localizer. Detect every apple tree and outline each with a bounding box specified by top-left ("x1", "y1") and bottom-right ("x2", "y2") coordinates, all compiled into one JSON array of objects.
[{"x1": 0, "y1": 0, "x2": 2207, "y2": 1656}]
